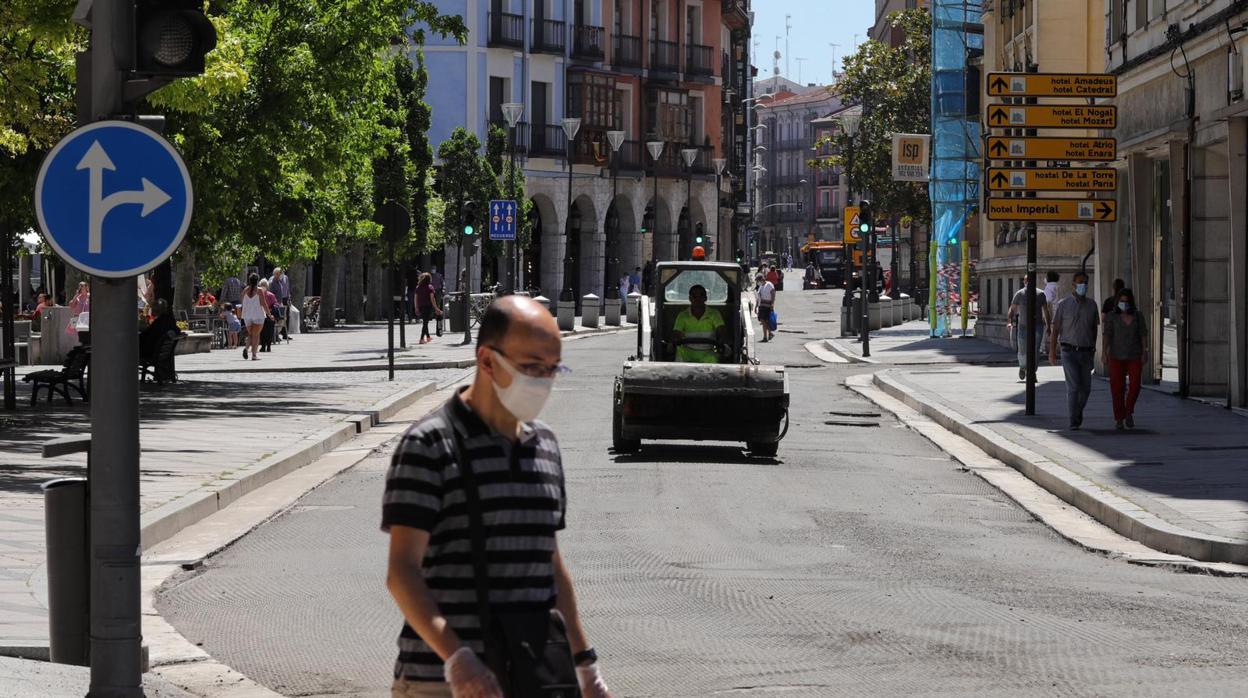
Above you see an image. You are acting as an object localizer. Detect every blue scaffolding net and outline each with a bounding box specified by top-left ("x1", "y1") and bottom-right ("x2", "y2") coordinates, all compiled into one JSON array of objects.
[{"x1": 930, "y1": 1, "x2": 983, "y2": 337}]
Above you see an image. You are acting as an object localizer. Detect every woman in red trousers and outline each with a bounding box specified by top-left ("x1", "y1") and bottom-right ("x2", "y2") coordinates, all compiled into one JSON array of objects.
[{"x1": 1102, "y1": 288, "x2": 1148, "y2": 430}]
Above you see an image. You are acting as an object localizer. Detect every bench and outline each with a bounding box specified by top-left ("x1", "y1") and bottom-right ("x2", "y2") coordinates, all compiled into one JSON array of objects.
[
  {"x1": 22, "y1": 346, "x2": 90, "y2": 406},
  {"x1": 140, "y1": 331, "x2": 181, "y2": 384}
]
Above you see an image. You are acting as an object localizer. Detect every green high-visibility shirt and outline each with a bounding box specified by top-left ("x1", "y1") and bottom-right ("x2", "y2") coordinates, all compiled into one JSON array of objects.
[{"x1": 674, "y1": 307, "x2": 725, "y2": 363}]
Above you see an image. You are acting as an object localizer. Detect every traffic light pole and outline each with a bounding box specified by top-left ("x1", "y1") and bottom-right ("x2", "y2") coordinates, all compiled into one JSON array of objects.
[
  {"x1": 1025, "y1": 222, "x2": 1037, "y2": 415},
  {"x1": 86, "y1": 2, "x2": 144, "y2": 694}
]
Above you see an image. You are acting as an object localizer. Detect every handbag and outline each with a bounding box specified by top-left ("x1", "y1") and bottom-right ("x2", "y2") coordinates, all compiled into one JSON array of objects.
[
  {"x1": 768, "y1": 310, "x2": 778, "y2": 331},
  {"x1": 445, "y1": 409, "x2": 581, "y2": 698}
]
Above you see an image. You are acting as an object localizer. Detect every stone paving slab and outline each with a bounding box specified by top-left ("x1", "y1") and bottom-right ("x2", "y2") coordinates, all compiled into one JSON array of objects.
[
  {"x1": 0, "y1": 368, "x2": 462, "y2": 653},
  {"x1": 875, "y1": 363, "x2": 1248, "y2": 564},
  {"x1": 0, "y1": 655, "x2": 194, "y2": 697},
  {"x1": 826, "y1": 319, "x2": 1016, "y2": 365}
]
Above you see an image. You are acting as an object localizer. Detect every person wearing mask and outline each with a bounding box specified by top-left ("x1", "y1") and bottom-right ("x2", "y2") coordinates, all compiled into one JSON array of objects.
[
  {"x1": 1103, "y1": 288, "x2": 1148, "y2": 430},
  {"x1": 240, "y1": 273, "x2": 271, "y2": 360},
  {"x1": 671, "y1": 284, "x2": 727, "y2": 364},
  {"x1": 1048, "y1": 271, "x2": 1099, "y2": 430},
  {"x1": 413, "y1": 273, "x2": 441, "y2": 345},
  {"x1": 1101, "y1": 278, "x2": 1125, "y2": 320},
  {"x1": 756, "y1": 273, "x2": 776, "y2": 343},
  {"x1": 1006, "y1": 275, "x2": 1052, "y2": 381},
  {"x1": 383, "y1": 296, "x2": 612, "y2": 698}
]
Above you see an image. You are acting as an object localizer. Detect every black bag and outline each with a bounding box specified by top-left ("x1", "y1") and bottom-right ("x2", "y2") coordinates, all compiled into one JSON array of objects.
[{"x1": 445, "y1": 409, "x2": 581, "y2": 698}]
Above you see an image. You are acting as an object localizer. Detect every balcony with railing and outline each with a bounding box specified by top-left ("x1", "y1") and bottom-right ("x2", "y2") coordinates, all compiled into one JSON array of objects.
[
  {"x1": 615, "y1": 140, "x2": 643, "y2": 171},
  {"x1": 613, "y1": 34, "x2": 642, "y2": 68},
  {"x1": 532, "y1": 19, "x2": 566, "y2": 55},
  {"x1": 488, "y1": 12, "x2": 524, "y2": 48},
  {"x1": 489, "y1": 120, "x2": 530, "y2": 155},
  {"x1": 529, "y1": 124, "x2": 567, "y2": 159},
  {"x1": 650, "y1": 39, "x2": 679, "y2": 75},
  {"x1": 723, "y1": 0, "x2": 751, "y2": 31},
  {"x1": 686, "y1": 43, "x2": 715, "y2": 78},
  {"x1": 572, "y1": 24, "x2": 604, "y2": 60}
]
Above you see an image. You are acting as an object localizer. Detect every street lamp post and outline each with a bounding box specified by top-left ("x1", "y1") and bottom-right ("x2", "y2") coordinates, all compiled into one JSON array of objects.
[
  {"x1": 840, "y1": 111, "x2": 868, "y2": 352},
  {"x1": 562, "y1": 117, "x2": 581, "y2": 301},
  {"x1": 712, "y1": 157, "x2": 727, "y2": 260},
  {"x1": 646, "y1": 140, "x2": 665, "y2": 261},
  {"x1": 681, "y1": 148, "x2": 698, "y2": 259},
  {"x1": 607, "y1": 130, "x2": 625, "y2": 303},
  {"x1": 501, "y1": 102, "x2": 524, "y2": 294}
]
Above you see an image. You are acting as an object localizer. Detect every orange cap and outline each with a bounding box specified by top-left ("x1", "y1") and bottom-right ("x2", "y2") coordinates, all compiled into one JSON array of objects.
[{"x1": 692, "y1": 245, "x2": 707, "y2": 259}]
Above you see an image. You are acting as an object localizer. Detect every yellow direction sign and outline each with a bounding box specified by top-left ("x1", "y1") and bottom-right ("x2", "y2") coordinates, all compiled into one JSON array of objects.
[
  {"x1": 987, "y1": 167, "x2": 1118, "y2": 192},
  {"x1": 987, "y1": 104, "x2": 1117, "y2": 129},
  {"x1": 986, "y1": 136, "x2": 1117, "y2": 162},
  {"x1": 987, "y1": 72, "x2": 1118, "y2": 98},
  {"x1": 843, "y1": 206, "x2": 861, "y2": 244},
  {"x1": 986, "y1": 198, "x2": 1118, "y2": 223}
]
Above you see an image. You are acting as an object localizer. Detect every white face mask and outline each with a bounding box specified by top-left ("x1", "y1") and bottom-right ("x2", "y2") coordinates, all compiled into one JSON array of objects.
[{"x1": 490, "y1": 350, "x2": 555, "y2": 423}]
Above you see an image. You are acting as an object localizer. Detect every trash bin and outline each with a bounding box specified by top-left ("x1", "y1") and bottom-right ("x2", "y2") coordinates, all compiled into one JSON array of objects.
[{"x1": 43, "y1": 477, "x2": 88, "y2": 666}]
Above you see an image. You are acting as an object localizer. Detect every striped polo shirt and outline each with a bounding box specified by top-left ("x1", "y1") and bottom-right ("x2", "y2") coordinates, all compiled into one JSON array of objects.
[{"x1": 381, "y1": 390, "x2": 567, "y2": 681}]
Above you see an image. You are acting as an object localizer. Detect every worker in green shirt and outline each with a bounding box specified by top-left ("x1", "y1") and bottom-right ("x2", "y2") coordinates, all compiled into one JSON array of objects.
[{"x1": 672, "y1": 284, "x2": 727, "y2": 363}]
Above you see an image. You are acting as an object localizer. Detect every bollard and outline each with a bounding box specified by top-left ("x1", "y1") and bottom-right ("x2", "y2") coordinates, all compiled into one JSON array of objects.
[
  {"x1": 581, "y1": 294, "x2": 600, "y2": 328},
  {"x1": 605, "y1": 299, "x2": 621, "y2": 326},
  {"x1": 868, "y1": 299, "x2": 882, "y2": 331},
  {"x1": 43, "y1": 477, "x2": 89, "y2": 666},
  {"x1": 626, "y1": 292, "x2": 641, "y2": 324},
  {"x1": 556, "y1": 299, "x2": 575, "y2": 331},
  {"x1": 878, "y1": 296, "x2": 893, "y2": 328},
  {"x1": 898, "y1": 293, "x2": 911, "y2": 322}
]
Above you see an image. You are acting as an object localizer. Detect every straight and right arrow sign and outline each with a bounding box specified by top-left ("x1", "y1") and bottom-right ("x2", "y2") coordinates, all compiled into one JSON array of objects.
[{"x1": 986, "y1": 198, "x2": 1117, "y2": 223}]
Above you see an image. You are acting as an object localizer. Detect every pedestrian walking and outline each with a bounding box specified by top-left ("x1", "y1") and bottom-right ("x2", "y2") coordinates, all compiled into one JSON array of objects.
[
  {"x1": 414, "y1": 273, "x2": 441, "y2": 345},
  {"x1": 221, "y1": 272, "x2": 244, "y2": 305},
  {"x1": 431, "y1": 267, "x2": 445, "y2": 337},
  {"x1": 240, "y1": 273, "x2": 271, "y2": 361},
  {"x1": 1048, "y1": 271, "x2": 1099, "y2": 429},
  {"x1": 383, "y1": 296, "x2": 613, "y2": 698},
  {"x1": 220, "y1": 302, "x2": 241, "y2": 349},
  {"x1": 628, "y1": 266, "x2": 641, "y2": 295},
  {"x1": 257, "y1": 279, "x2": 279, "y2": 353},
  {"x1": 756, "y1": 273, "x2": 776, "y2": 343},
  {"x1": 1101, "y1": 278, "x2": 1125, "y2": 321},
  {"x1": 617, "y1": 272, "x2": 630, "y2": 303},
  {"x1": 1104, "y1": 288, "x2": 1148, "y2": 430},
  {"x1": 1007, "y1": 275, "x2": 1051, "y2": 381},
  {"x1": 269, "y1": 267, "x2": 292, "y2": 340},
  {"x1": 1043, "y1": 270, "x2": 1060, "y2": 305},
  {"x1": 641, "y1": 259, "x2": 655, "y2": 296}
]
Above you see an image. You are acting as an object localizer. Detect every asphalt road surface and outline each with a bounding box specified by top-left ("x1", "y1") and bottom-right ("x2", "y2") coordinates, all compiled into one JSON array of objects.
[{"x1": 158, "y1": 282, "x2": 1248, "y2": 697}]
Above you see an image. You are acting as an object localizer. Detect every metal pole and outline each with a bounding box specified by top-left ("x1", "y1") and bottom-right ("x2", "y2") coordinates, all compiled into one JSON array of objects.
[
  {"x1": 714, "y1": 172, "x2": 721, "y2": 258},
  {"x1": 653, "y1": 160, "x2": 659, "y2": 263},
  {"x1": 88, "y1": 1, "x2": 143, "y2": 693},
  {"x1": 387, "y1": 242, "x2": 395, "y2": 382},
  {"x1": 509, "y1": 125, "x2": 518, "y2": 294},
  {"x1": 565, "y1": 136, "x2": 575, "y2": 299},
  {"x1": 1025, "y1": 222, "x2": 1037, "y2": 415},
  {"x1": 859, "y1": 233, "x2": 870, "y2": 357},
  {"x1": 2, "y1": 222, "x2": 16, "y2": 410},
  {"x1": 398, "y1": 266, "x2": 407, "y2": 349},
  {"x1": 461, "y1": 265, "x2": 471, "y2": 345},
  {"x1": 686, "y1": 169, "x2": 692, "y2": 259}
]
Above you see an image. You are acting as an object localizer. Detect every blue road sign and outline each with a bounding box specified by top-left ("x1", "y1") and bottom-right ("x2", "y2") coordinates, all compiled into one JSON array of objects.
[
  {"x1": 489, "y1": 199, "x2": 518, "y2": 241},
  {"x1": 35, "y1": 120, "x2": 193, "y2": 279}
]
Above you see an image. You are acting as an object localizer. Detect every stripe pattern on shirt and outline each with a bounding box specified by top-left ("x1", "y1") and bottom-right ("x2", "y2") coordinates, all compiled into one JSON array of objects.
[{"x1": 381, "y1": 393, "x2": 566, "y2": 682}]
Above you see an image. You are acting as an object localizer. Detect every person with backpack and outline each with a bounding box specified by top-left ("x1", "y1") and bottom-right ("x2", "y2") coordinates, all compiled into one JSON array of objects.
[{"x1": 383, "y1": 296, "x2": 612, "y2": 698}]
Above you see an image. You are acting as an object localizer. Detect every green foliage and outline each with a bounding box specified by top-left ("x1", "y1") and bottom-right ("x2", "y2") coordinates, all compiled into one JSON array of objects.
[
  {"x1": 436, "y1": 128, "x2": 496, "y2": 250},
  {"x1": 817, "y1": 9, "x2": 931, "y2": 225}
]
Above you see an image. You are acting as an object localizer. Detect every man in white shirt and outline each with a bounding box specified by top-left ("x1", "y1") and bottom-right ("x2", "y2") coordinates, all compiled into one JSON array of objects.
[{"x1": 1043, "y1": 271, "x2": 1060, "y2": 305}]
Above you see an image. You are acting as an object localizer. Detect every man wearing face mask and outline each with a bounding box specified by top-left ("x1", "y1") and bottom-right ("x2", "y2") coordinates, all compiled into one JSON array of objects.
[
  {"x1": 1048, "y1": 271, "x2": 1100, "y2": 430},
  {"x1": 383, "y1": 295, "x2": 613, "y2": 698}
]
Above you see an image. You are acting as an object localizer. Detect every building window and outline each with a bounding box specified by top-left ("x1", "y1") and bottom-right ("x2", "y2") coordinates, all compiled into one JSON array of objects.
[
  {"x1": 568, "y1": 72, "x2": 621, "y2": 130},
  {"x1": 647, "y1": 88, "x2": 690, "y2": 142}
]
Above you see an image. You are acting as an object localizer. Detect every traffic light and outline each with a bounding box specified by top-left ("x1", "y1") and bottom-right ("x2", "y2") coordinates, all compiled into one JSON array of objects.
[
  {"x1": 796, "y1": 200, "x2": 804, "y2": 214},
  {"x1": 857, "y1": 200, "x2": 873, "y2": 238},
  {"x1": 460, "y1": 200, "x2": 477, "y2": 237},
  {"x1": 641, "y1": 205, "x2": 653, "y2": 234},
  {"x1": 134, "y1": 0, "x2": 218, "y2": 78},
  {"x1": 693, "y1": 222, "x2": 705, "y2": 245},
  {"x1": 735, "y1": 248, "x2": 744, "y2": 264}
]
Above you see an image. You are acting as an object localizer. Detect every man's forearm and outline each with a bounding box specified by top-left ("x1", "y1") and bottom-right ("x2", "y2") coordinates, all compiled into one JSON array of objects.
[
  {"x1": 387, "y1": 562, "x2": 466, "y2": 661},
  {"x1": 553, "y1": 550, "x2": 591, "y2": 655}
]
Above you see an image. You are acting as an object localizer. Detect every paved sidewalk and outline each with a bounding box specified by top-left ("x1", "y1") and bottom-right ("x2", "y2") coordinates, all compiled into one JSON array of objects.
[
  {"x1": 826, "y1": 319, "x2": 1016, "y2": 365},
  {"x1": 0, "y1": 368, "x2": 454, "y2": 657},
  {"x1": 870, "y1": 363, "x2": 1248, "y2": 564}
]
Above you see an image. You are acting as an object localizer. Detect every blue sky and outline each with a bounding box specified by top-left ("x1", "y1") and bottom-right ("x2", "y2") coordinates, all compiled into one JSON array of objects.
[{"x1": 750, "y1": 1, "x2": 877, "y2": 87}]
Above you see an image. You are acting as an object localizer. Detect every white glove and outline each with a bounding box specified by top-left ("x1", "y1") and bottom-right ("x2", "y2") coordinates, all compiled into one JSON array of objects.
[
  {"x1": 444, "y1": 647, "x2": 503, "y2": 698},
  {"x1": 577, "y1": 663, "x2": 613, "y2": 698}
]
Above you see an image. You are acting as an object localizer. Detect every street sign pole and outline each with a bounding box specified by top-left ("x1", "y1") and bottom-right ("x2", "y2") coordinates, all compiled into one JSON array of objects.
[
  {"x1": 87, "y1": 2, "x2": 141, "y2": 694},
  {"x1": 387, "y1": 238, "x2": 395, "y2": 382}
]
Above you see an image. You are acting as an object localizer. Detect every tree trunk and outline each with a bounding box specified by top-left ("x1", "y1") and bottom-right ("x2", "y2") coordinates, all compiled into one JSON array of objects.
[
  {"x1": 365, "y1": 246, "x2": 385, "y2": 321},
  {"x1": 173, "y1": 246, "x2": 195, "y2": 312},
  {"x1": 319, "y1": 248, "x2": 342, "y2": 329},
  {"x1": 288, "y1": 260, "x2": 307, "y2": 312},
  {"x1": 345, "y1": 240, "x2": 366, "y2": 324}
]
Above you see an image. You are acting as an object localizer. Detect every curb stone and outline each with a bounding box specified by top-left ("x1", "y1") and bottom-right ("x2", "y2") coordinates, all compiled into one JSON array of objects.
[{"x1": 871, "y1": 369, "x2": 1248, "y2": 565}]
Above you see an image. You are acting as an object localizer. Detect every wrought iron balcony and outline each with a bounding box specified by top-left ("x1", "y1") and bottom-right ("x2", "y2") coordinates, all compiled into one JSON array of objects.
[
  {"x1": 529, "y1": 124, "x2": 567, "y2": 158},
  {"x1": 532, "y1": 19, "x2": 566, "y2": 55},
  {"x1": 686, "y1": 43, "x2": 714, "y2": 77},
  {"x1": 613, "y1": 34, "x2": 642, "y2": 68},
  {"x1": 572, "y1": 24, "x2": 604, "y2": 60},
  {"x1": 650, "y1": 39, "x2": 679, "y2": 74},
  {"x1": 488, "y1": 12, "x2": 524, "y2": 48}
]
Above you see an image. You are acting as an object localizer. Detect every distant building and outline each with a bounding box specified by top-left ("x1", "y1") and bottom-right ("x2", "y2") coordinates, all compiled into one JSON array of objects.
[
  {"x1": 419, "y1": 0, "x2": 751, "y2": 305},
  {"x1": 870, "y1": 0, "x2": 929, "y2": 46}
]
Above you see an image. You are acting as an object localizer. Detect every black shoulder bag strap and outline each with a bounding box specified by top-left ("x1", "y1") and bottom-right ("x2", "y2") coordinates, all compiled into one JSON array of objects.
[{"x1": 442, "y1": 403, "x2": 501, "y2": 673}]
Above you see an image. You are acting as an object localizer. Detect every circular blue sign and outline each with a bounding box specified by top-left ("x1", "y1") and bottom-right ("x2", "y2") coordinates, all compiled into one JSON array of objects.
[{"x1": 35, "y1": 120, "x2": 193, "y2": 279}]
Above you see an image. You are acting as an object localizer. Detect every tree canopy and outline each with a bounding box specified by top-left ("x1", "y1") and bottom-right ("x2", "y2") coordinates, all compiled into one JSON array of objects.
[{"x1": 818, "y1": 9, "x2": 931, "y2": 225}]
